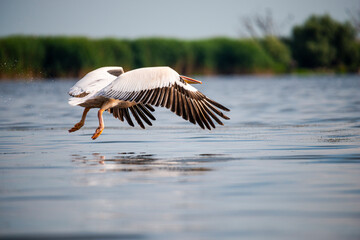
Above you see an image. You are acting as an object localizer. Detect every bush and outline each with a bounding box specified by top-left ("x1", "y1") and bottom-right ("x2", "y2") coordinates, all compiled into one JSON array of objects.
[
  {"x1": 291, "y1": 14, "x2": 359, "y2": 71},
  {"x1": 131, "y1": 38, "x2": 192, "y2": 74},
  {"x1": 0, "y1": 36, "x2": 45, "y2": 78},
  {"x1": 211, "y1": 38, "x2": 276, "y2": 74},
  {"x1": 93, "y1": 38, "x2": 133, "y2": 71},
  {"x1": 260, "y1": 36, "x2": 292, "y2": 72},
  {"x1": 41, "y1": 37, "x2": 97, "y2": 77}
]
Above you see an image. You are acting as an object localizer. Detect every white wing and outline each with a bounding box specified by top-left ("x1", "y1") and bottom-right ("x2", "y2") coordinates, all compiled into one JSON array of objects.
[
  {"x1": 96, "y1": 66, "x2": 230, "y2": 130},
  {"x1": 69, "y1": 66, "x2": 123, "y2": 97},
  {"x1": 98, "y1": 66, "x2": 197, "y2": 96}
]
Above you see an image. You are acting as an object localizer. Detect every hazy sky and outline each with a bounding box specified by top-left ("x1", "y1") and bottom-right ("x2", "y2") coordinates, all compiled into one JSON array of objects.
[{"x1": 0, "y1": 0, "x2": 359, "y2": 39}]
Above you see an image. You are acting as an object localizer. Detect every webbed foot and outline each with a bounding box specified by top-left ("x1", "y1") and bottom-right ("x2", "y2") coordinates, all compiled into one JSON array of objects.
[
  {"x1": 91, "y1": 126, "x2": 104, "y2": 140},
  {"x1": 69, "y1": 122, "x2": 84, "y2": 132}
]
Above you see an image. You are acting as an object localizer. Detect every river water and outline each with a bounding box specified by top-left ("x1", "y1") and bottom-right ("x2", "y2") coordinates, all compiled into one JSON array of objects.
[{"x1": 0, "y1": 75, "x2": 360, "y2": 240}]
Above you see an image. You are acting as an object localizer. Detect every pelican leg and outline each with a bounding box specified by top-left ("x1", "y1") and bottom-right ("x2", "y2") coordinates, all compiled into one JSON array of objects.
[
  {"x1": 69, "y1": 107, "x2": 90, "y2": 133},
  {"x1": 91, "y1": 109, "x2": 105, "y2": 140},
  {"x1": 91, "y1": 100, "x2": 120, "y2": 140},
  {"x1": 91, "y1": 98, "x2": 125, "y2": 140}
]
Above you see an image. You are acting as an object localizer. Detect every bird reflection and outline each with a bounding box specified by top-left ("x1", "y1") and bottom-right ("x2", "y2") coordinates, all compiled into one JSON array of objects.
[{"x1": 71, "y1": 152, "x2": 221, "y2": 175}]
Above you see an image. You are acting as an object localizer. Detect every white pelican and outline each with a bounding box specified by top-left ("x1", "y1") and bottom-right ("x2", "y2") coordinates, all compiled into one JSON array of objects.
[{"x1": 68, "y1": 66, "x2": 230, "y2": 140}]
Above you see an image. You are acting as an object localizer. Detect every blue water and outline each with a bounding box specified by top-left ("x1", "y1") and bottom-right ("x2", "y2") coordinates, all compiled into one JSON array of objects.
[{"x1": 0, "y1": 75, "x2": 360, "y2": 240}]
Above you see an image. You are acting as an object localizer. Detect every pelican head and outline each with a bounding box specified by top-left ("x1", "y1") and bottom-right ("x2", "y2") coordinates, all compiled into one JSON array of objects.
[{"x1": 69, "y1": 66, "x2": 124, "y2": 97}]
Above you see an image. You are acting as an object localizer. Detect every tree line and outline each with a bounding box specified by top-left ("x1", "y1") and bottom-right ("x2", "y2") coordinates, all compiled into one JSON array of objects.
[{"x1": 0, "y1": 14, "x2": 359, "y2": 79}]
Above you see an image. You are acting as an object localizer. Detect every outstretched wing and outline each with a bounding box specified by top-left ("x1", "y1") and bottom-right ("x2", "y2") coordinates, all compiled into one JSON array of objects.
[
  {"x1": 97, "y1": 67, "x2": 230, "y2": 130},
  {"x1": 109, "y1": 103, "x2": 156, "y2": 129}
]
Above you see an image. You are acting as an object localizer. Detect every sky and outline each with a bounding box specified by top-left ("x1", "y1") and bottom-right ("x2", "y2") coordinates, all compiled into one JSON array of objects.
[{"x1": 0, "y1": 0, "x2": 359, "y2": 39}]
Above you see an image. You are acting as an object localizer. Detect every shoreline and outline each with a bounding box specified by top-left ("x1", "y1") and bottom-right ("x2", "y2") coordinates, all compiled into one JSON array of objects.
[{"x1": 1, "y1": 72, "x2": 359, "y2": 82}]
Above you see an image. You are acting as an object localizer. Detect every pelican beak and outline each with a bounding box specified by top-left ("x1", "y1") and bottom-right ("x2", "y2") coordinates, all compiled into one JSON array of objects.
[{"x1": 181, "y1": 76, "x2": 202, "y2": 84}]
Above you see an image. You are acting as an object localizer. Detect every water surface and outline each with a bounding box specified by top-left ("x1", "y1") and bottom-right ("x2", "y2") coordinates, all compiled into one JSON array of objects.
[{"x1": 0, "y1": 75, "x2": 360, "y2": 240}]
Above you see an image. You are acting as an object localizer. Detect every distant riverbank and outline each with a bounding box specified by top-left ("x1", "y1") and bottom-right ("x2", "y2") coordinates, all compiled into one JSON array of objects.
[
  {"x1": 1, "y1": 20, "x2": 359, "y2": 79},
  {"x1": 0, "y1": 35, "x2": 292, "y2": 79}
]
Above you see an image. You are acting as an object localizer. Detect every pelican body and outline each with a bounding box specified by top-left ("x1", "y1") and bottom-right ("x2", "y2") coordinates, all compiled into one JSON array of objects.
[{"x1": 68, "y1": 66, "x2": 230, "y2": 140}]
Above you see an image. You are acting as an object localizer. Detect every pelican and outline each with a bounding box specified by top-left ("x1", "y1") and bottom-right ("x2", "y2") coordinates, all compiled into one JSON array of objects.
[{"x1": 68, "y1": 66, "x2": 230, "y2": 140}]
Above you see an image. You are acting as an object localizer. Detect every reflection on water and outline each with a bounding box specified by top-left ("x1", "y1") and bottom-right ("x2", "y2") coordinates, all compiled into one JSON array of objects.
[
  {"x1": 0, "y1": 75, "x2": 360, "y2": 240},
  {"x1": 71, "y1": 152, "x2": 225, "y2": 174}
]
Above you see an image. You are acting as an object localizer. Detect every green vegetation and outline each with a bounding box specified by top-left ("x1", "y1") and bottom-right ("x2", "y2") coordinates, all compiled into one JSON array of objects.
[
  {"x1": 0, "y1": 14, "x2": 359, "y2": 79},
  {"x1": 0, "y1": 37, "x2": 282, "y2": 78},
  {"x1": 291, "y1": 15, "x2": 360, "y2": 72}
]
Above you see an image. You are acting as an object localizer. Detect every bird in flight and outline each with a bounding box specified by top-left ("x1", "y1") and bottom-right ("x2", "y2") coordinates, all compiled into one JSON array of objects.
[{"x1": 68, "y1": 66, "x2": 230, "y2": 140}]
